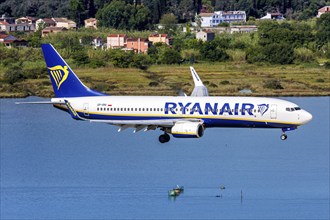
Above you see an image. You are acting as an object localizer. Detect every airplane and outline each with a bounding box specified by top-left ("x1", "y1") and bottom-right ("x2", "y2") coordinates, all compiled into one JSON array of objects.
[{"x1": 17, "y1": 44, "x2": 313, "y2": 143}]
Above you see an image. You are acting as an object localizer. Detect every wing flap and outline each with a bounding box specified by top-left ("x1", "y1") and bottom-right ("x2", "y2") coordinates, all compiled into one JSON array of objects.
[{"x1": 90, "y1": 118, "x2": 203, "y2": 127}]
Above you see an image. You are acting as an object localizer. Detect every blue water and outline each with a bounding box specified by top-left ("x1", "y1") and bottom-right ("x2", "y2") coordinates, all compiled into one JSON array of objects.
[{"x1": 1, "y1": 97, "x2": 329, "y2": 219}]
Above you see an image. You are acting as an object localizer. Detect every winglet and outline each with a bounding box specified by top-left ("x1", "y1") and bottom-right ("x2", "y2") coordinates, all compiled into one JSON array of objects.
[
  {"x1": 190, "y1": 67, "x2": 209, "y2": 97},
  {"x1": 190, "y1": 66, "x2": 204, "y2": 86}
]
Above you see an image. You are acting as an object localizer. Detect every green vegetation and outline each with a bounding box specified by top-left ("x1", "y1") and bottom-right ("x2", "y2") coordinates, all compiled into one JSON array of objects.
[
  {"x1": 1, "y1": 61, "x2": 329, "y2": 98},
  {"x1": 0, "y1": 6, "x2": 329, "y2": 98},
  {"x1": 1, "y1": 0, "x2": 330, "y2": 28}
]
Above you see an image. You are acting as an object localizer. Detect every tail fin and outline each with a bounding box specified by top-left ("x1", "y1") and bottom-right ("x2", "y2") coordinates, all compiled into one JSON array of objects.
[{"x1": 41, "y1": 44, "x2": 105, "y2": 97}]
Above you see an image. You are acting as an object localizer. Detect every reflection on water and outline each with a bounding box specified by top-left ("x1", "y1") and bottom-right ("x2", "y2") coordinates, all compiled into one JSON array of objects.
[{"x1": 1, "y1": 97, "x2": 329, "y2": 219}]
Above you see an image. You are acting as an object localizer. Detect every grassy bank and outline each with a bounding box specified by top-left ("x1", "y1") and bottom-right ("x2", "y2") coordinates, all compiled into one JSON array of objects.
[{"x1": 0, "y1": 62, "x2": 329, "y2": 98}]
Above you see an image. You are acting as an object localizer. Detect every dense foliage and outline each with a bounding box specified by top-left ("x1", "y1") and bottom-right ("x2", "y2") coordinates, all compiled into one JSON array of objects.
[
  {"x1": 1, "y1": 13, "x2": 329, "y2": 84},
  {"x1": 1, "y1": 0, "x2": 330, "y2": 29}
]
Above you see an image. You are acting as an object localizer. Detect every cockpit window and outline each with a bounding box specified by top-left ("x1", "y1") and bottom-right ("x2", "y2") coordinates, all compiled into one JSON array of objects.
[{"x1": 286, "y1": 107, "x2": 301, "y2": 112}]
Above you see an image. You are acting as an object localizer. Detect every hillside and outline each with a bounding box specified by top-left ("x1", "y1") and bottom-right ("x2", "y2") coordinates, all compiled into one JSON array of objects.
[{"x1": 1, "y1": 0, "x2": 329, "y2": 28}]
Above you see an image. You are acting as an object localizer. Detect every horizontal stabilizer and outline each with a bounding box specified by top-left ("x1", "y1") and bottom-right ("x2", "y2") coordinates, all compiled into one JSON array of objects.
[{"x1": 15, "y1": 101, "x2": 62, "y2": 105}]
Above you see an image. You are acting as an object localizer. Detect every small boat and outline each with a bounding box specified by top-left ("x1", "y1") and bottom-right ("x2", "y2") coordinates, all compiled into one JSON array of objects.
[
  {"x1": 174, "y1": 185, "x2": 184, "y2": 193},
  {"x1": 168, "y1": 189, "x2": 180, "y2": 197}
]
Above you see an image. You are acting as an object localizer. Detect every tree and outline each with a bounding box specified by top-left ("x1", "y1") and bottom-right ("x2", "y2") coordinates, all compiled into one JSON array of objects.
[
  {"x1": 316, "y1": 13, "x2": 330, "y2": 48},
  {"x1": 130, "y1": 53, "x2": 152, "y2": 70},
  {"x1": 4, "y1": 63, "x2": 25, "y2": 85},
  {"x1": 96, "y1": 0, "x2": 126, "y2": 29},
  {"x1": 96, "y1": 0, "x2": 150, "y2": 30},
  {"x1": 262, "y1": 43, "x2": 294, "y2": 64},
  {"x1": 159, "y1": 13, "x2": 178, "y2": 34},
  {"x1": 200, "y1": 41, "x2": 229, "y2": 62},
  {"x1": 69, "y1": 0, "x2": 87, "y2": 27},
  {"x1": 128, "y1": 4, "x2": 151, "y2": 30},
  {"x1": 158, "y1": 47, "x2": 182, "y2": 64},
  {"x1": 72, "y1": 49, "x2": 90, "y2": 65}
]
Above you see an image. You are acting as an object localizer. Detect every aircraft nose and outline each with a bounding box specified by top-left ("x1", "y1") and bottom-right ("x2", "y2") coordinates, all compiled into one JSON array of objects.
[{"x1": 301, "y1": 110, "x2": 313, "y2": 124}]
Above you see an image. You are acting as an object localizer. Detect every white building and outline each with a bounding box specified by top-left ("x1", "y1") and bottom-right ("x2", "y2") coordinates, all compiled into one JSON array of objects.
[
  {"x1": 198, "y1": 11, "x2": 246, "y2": 28},
  {"x1": 221, "y1": 11, "x2": 246, "y2": 23},
  {"x1": 0, "y1": 21, "x2": 35, "y2": 32},
  {"x1": 196, "y1": 30, "x2": 215, "y2": 41},
  {"x1": 52, "y1": 18, "x2": 76, "y2": 29},
  {"x1": 260, "y1": 12, "x2": 285, "y2": 20},
  {"x1": 199, "y1": 13, "x2": 223, "y2": 27},
  {"x1": 84, "y1": 18, "x2": 97, "y2": 29}
]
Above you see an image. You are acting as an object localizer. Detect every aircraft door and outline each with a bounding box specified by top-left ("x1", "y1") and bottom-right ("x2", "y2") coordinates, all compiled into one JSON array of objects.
[
  {"x1": 270, "y1": 104, "x2": 277, "y2": 119},
  {"x1": 83, "y1": 103, "x2": 89, "y2": 116}
]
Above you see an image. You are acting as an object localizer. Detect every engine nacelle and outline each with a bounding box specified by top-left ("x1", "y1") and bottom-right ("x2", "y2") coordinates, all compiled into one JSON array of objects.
[{"x1": 171, "y1": 122, "x2": 204, "y2": 138}]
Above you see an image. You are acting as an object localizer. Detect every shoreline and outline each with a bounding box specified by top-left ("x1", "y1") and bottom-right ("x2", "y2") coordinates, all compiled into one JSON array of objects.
[{"x1": 1, "y1": 63, "x2": 329, "y2": 98}]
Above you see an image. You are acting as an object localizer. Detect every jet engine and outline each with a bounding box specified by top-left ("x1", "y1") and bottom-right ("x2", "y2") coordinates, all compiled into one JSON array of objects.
[{"x1": 171, "y1": 122, "x2": 204, "y2": 138}]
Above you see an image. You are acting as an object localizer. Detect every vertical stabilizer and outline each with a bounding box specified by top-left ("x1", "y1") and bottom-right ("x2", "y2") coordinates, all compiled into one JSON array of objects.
[{"x1": 41, "y1": 44, "x2": 105, "y2": 97}]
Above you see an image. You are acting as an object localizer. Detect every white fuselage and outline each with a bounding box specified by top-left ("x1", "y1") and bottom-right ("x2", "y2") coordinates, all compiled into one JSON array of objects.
[{"x1": 52, "y1": 96, "x2": 312, "y2": 129}]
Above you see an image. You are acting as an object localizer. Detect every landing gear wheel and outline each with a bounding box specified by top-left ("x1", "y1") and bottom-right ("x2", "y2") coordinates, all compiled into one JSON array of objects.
[
  {"x1": 280, "y1": 133, "x2": 288, "y2": 140},
  {"x1": 159, "y1": 133, "x2": 170, "y2": 143}
]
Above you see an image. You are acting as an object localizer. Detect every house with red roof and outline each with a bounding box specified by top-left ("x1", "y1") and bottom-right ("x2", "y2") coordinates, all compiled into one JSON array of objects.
[
  {"x1": 148, "y1": 33, "x2": 171, "y2": 45},
  {"x1": 85, "y1": 18, "x2": 97, "y2": 29},
  {"x1": 0, "y1": 34, "x2": 28, "y2": 48},
  {"x1": 317, "y1": 6, "x2": 330, "y2": 18},
  {"x1": 107, "y1": 34, "x2": 127, "y2": 49},
  {"x1": 125, "y1": 38, "x2": 150, "y2": 53},
  {"x1": 41, "y1": 27, "x2": 68, "y2": 37},
  {"x1": 36, "y1": 18, "x2": 56, "y2": 30}
]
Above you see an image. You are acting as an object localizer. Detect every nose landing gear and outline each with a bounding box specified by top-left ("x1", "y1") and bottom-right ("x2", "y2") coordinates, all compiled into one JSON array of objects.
[
  {"x1": 280, "y1": 127, "x2": 297, "y2": 141},
  {"x1": 159, "y1": 133, "x2": 170, "y2": 143}
]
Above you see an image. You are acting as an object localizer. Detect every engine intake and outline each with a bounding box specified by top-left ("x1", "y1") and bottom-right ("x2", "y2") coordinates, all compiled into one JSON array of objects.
[{"x1": 171, "y1": 122, "x2": 204, "y2": 138}]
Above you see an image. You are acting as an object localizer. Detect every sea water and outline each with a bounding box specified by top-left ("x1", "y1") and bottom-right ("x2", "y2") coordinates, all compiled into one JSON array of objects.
[{"x1": 1, "y1": 97, "x2": 329, "y2": 219}]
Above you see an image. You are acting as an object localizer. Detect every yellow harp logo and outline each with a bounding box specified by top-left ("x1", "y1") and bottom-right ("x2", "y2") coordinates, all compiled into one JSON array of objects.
[{"x1": 48, "y1": 65, "x2": 69, "y2": 90}]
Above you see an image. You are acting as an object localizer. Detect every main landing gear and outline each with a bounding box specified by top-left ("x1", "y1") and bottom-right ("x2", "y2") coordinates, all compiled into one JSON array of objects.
[
  {"x1": 280, "y1": 133, "x2": 288, "y2": 140},
  {"x1": 159, "y1": 133, "x2": 170, "y2": 143}
]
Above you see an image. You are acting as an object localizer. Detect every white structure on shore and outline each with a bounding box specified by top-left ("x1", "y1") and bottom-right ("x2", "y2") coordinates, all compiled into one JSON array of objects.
[{"x1": 198, "y1": 11, "x2": 246, "y2": 27}]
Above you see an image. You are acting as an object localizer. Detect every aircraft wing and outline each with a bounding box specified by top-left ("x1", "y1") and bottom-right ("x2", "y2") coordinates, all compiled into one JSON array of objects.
[
  {"x1": 190, "y1": 67, "x2": 209, "y2": 97},
  {"x1": 61, "y1": 100, "x2": 204, "y2": 133},
  {"x1": 89, "y1": 118, "x2": 204, "y2": 132}
]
